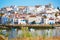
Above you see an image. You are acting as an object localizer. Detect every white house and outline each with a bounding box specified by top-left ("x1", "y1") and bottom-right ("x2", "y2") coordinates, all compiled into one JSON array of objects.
[
  {"x1": 44, "y1": 7, "x2": 59, "y2": 24},
  {"x1": 35, "y1": 16, "x2": 41, "y2": 24},
  {"x1": 6, "y1": 7, "x2": 13, "y2": 11},
  {"x1": 27, "y1": 15, "x2": 36, "y2": 24},
  {"x1": 18, "y1": 6, "x2": 27, "y2": 14},
  {"x1": 35, "y1": 6, "x2": 45, "y2": 14},
  {"x1": 27, "y1": 6, "x2": 36, "y2": 14},
  {"x1": 18, "y1": 18, "x2": 26, "y2": 25}
]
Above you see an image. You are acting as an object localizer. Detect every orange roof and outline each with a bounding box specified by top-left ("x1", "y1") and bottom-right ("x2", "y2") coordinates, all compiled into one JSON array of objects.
[
  {"x1": 29, "y1": 15, "x2": 36, "y2": 17},
  {"x1": 18, "y1": 6, "x2": 26, "y2": 10}
]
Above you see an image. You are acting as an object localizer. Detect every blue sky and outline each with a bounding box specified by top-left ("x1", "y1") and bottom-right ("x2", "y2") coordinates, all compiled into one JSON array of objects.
[{"x1": 0, "y1": 0, "x2": 60, "y2": 8}]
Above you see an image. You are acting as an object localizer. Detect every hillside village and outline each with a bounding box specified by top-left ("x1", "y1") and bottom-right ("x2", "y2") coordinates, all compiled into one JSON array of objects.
[{"x1": 0, "y1": 4, "x2": 60, "y2": 25}]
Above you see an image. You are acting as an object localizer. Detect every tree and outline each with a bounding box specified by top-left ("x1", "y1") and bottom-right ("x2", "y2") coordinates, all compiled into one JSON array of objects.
[
  {"x1": 0, "y1": 13, "x2": 4, "y2": 17},
  {"x1": 55, "y1": 12, "x2": 58, "y2": 17},
  {"x1": 57, "y1": 7, "x2": 59, "y2": 10},
  {"x1": 31, "y1": 21, "x2": 36, "y2": 24},
  {"x1": 43, "y1": 15, "x2": 47, "y2": 19}
]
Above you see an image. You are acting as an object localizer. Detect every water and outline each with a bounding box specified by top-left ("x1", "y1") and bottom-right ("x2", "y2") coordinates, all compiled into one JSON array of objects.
[{"x1": 8, "y1": 28, "x2": 17, "y2": 40}]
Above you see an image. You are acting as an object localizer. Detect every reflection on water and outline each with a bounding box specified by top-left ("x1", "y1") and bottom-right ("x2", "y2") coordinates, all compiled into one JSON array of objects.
[
  {"x1": 8, "y1": 28, "x2": 60, "y2": 38},
  {"x1": 0, "y1": 27, "x2": 60, "y2": 40}
]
